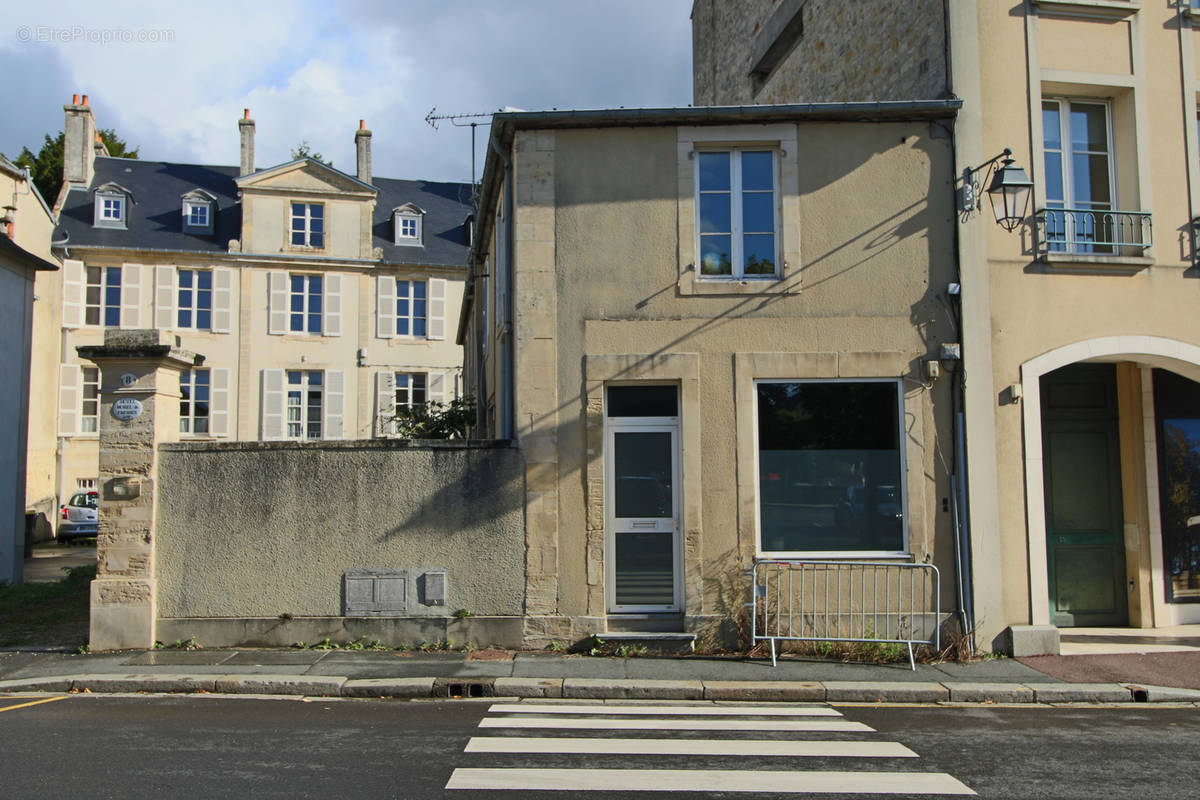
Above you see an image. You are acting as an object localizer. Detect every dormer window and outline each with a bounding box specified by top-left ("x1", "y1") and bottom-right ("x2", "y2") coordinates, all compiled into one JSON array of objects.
[
  {"x1": 181, "y1": 189, "x2": 216, "y2": 234},
  {"x1": 93, "y1": 182, "x2": 131, "y2": 229},
  {"x1": 393, "y1": 203, "x2": 425, "y2": 246}
]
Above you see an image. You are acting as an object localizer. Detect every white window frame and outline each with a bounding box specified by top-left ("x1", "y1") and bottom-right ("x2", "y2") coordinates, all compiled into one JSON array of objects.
[
  {"x1": 752, "y1": 377, "x2": 908, "y2": 559},
  {"x1": 694, "y1": 147, "x2": 780, "y2": 280},
  {"x1": 176, "y1": 268, "x2": 213, "y2": 330},
  {"x1": 85, "y1": 265, "x2": 121, "y2": 327},
  {"x1": 180, "y1": 367, "x2": 211, "y2": 435},
  {"x1": 290, "y1": 202, "x2": 325, "y2": 249},
  {"x1": 80, "y1": 366, "x2": 100, "y2": 434},
  {"x1": 289, "y1": 273, "x2": 323, "y2": 334},
  {"x1": 183, "y1": 200, "x2": 211, "y2": 229},
  {"x1": 395, "y1": 212, "x2": 423, "y2": 246},
  {"x1": 95, "y1": 192, "x2": 126, "y2": 228},
  {"x1": 395, "y1": 279, "x2": 428, "y2": 337},
  {"x1": 1041, "y1": 97, "x2": 1117, "y2": 217},
  {"x1": 395, "y1": 372, "x2": 428, "y2": 410},
  {"x1": 285, "y1": 370, "x2": 324, "y2": 441},
  {"x1": 76, "y1": 478, "x2": 97, "y2": 490}
]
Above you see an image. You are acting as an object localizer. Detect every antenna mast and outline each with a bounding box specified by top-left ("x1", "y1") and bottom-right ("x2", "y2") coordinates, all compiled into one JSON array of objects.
[{"x1": 425, "y1": 107, "x2": 493, "y2": 208}]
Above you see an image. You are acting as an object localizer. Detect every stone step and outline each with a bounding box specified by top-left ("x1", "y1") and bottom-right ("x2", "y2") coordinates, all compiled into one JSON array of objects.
[{"x1": 591, "y1": 631, "x2": 697, "y2": 656}]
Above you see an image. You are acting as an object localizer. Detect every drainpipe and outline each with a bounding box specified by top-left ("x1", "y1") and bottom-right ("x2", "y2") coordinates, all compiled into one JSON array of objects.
[{"x1": 490, "y1": 130, "x2": 515, "y2": 441}]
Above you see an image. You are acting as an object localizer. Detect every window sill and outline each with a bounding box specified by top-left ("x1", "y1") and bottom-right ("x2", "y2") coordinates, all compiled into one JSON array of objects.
[
  {"x1": 756, "y1": 551, "x2": 914, "y2": 561},
  {"x1": 1031, "y1": 0, "x2": 1139, "y2": 19},
  {"x1": 680, "y1": 275, "x2": 798, "y2": 296},
  {"x1": 1040, "y1": 252, "x2": 1154, "y2": 268}
]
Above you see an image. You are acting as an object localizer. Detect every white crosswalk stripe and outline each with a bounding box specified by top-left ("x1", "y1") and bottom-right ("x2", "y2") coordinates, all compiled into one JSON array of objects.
[{"x1": 445, "y1": 701, "x2": 977, "y2": 796}]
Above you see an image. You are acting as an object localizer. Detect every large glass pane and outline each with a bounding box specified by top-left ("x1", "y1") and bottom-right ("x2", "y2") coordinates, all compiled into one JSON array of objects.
[
  {"x1": 615, "y1": 532, "x2": 673, "y2": 606},
  {"x1": 1042, "y1": 102, "x2": 1062, "y2": 151},
  {"x1": 698, "y1": 152, "x2": 730, "y2": 191},
  {"x1": 1153, "y1": 369, "x2": 1200, "y2": 603},
  {"x1": 699, "y1": 235, "x2": 732, "y2": 275},
  {"x1": 699, "y1": 193, "x2": 731, "y2": 234},
  {"x1": 757, "y1": 382, "x2": 903, "y2": 553},
  {"x1": 742, "y1": 192, "x2": 774, "y2": 233},
  {"x1": 1070, "y1": 103, "x2": 1108, "y2": 151},
  {"x1": 740, "y1": 151, "x2": 774, "y2": 191},
  {"x1": 1072, "y1": 154, "x2": 1111, "y2": 206},
  {"x1": 607, "y1": 385, "x2": 678, "y2": 418},
  {"x1": 613, "y1": 431, "x2": 672, "y2": 518},
  {"x1": 743, "y1": 234, "x2": 776, "y2": 275},
  {"x1": 1043, "y1": 153, "x2": 1064, "y2": 205}
]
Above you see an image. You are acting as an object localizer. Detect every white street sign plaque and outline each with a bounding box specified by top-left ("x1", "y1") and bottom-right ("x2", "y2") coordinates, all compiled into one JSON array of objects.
[{"x1": 112, "y1": 398, "x2": 143, "y2": 421}]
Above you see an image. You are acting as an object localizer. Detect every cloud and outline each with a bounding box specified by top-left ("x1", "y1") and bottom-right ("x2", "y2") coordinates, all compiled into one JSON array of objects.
[{"x1": 0, "y1": 0, "x2": 694, "y2": 181}]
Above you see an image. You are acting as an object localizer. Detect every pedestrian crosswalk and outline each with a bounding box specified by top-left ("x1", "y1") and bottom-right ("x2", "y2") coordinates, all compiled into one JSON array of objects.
[{"x1": 445, "y1": 701, "x2": 976, "y2": 795}]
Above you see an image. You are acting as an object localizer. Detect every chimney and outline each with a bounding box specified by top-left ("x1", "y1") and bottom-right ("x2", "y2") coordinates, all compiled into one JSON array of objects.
[
  {"x1": 62, "y1": 93, "x2": 98, "y2": 189},
  {"x1": 355, "y1": 119, "x2": 372, "y2": 185},
  {"x1": 239, "y1": 109, "x2": 255, "y2": 176}
]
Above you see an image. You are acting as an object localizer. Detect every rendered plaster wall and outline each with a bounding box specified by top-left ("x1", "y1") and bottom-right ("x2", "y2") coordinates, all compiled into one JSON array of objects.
[
  {"x1": 155, "y1": 440, "x2": 525, "y2": 619},
  {"x1": 692, "y1": 0, "x2": 948, "y2": 106},
  {"x1": 537, "y1": 122, "x2": 959, "y2": 637}
]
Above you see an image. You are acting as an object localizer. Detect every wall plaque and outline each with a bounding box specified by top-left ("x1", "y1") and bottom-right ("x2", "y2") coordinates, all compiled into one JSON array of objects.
[{"x1": 112, "y1": 398, "x2": 144, "y2": 421}]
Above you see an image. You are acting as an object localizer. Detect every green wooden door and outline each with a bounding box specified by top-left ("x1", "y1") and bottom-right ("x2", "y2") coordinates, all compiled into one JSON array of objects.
[{"x1": 1041, "y1": 364, "x2": 1128, "y2": 627}]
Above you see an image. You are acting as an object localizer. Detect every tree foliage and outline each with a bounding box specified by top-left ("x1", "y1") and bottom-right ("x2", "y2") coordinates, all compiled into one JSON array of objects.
[
  {"x1": 291, "y1": 140, "x2": 331, "y2": 167},
  {"x1": 391, "y1": 396, "x2": 475, "y2": 440},
  {"x1": 8, "y1": 129, "x2": 139, "y2": 204}
]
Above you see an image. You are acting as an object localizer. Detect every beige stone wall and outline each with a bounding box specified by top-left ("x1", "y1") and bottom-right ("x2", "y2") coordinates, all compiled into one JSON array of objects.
[
  {"x1": 498, "y1": 120, "x2": 959, "y2": 639},
  {"x1": 692, "y1": 0, "x2": 948, "y2": 106}
]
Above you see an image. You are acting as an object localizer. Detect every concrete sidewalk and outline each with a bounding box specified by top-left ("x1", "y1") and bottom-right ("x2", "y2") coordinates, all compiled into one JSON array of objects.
[{"x1": 2, "y1": 647, "x2": 1198, "y2": 705}]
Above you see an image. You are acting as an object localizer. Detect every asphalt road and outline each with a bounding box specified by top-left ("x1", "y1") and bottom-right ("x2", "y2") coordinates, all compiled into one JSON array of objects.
[{"x1": 0, "y1": 695, "x2": 1196, "y2": 799}]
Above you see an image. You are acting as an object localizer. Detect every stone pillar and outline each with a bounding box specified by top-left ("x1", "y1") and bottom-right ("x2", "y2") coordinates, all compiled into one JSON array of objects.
[{"x1": 77, "y1": 330, "x2": 200, "y2": 651}]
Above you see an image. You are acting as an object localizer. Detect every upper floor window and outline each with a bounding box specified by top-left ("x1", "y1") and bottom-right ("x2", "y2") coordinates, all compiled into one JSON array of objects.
[
  {"x1": 396, "y1": 373, "x2": 428, "y2": 409},
  {"x1": 180, "y1": 368, "x2": 210, "y2": 435},
  {"x1": 1041, "y1": 99, "x2": 1115, "y2": 254},
  {"x1": 80, "y1": 366, "x2": 100, "y2": 433},
  {"x1": 181, "y1": 189, "x2": 216, "y2": 234},
  {"x1": 374, "y1": 275, "x2": 445, "y2": 341},
  {"x1": 85, "y1": 266, "x2": 121, "y2": 326},
  {"x1": 696, "y1": 149, "x2": 778, "y2": 278},
  {"x1": 290, "y1": 274, "x2": 323, "y2": 334},
  {"x1": 177, "y1": 269, "x2": 212, "y2": 330},
  {"x1": 393, "y1": 204, "x2": 425, "y2": 246},
  {"x1": 93, "y1": 182, "x2": 132, "y2": 229},
  {"x1": 290, "y1": 202, "x2": 325, "y2": 248},
  {"x1": 396, "y1": 279, "x2": 427, "y2": 337}
]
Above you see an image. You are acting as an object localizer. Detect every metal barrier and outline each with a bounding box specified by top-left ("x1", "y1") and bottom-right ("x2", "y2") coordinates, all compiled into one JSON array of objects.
[
  {"x1": 1035, "y1": 208, "x2": 1153, "y2": 256},
  {"x1": 748, "y1": 560, "x2": 941, "y2": 670}
]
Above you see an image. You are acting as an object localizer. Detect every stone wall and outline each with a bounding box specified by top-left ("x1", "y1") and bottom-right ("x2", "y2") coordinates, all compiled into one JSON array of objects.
[
  {"x1": 155, "y1": 439, "x2": 525, "y2": 638},
  {"x1": 692, "y1": 0, "x2": 948, "y2": 106}
]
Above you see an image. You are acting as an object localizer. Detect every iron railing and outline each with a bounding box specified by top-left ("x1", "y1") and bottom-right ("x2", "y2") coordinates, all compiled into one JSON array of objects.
[
  {"x1": 1035, "y1": 208, "x2": 1152, "y2": 256},
  {"x1": 748, "y1": 560, "x2": 941, "y2": 670}
]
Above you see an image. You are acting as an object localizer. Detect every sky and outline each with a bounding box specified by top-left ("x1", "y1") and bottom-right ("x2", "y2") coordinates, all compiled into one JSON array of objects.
[{"x1": 1, "y1": 0, "x2": 695, "y2": 185}]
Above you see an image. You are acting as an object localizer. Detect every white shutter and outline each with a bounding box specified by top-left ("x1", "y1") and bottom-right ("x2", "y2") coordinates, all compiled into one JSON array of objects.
[
  {"x1": 212, "y1": 267, "x2": 234, "y2": 333},
  {"x1": 62, "y1": 259, "x2": 84, "y2": 328},
  {"x1": 260, "y1": 369, "x2": 284, "y2": 440},
  {"x1": 209, "y1": 367, "x2": 230, "y2": 437},
  {"x1": 427, "y1": 277, "x2": 447, "y2": 340},
  {"x1": 268, "y1": 271, "x2": 288, "y2": 335},
  {"x1": 376, "y1": 275, "x2": 396, "y2": 339},
  {"x1": 154, "y1": 266, "x2": 176, "y2": 329},
  {"x1": 120, "y1": 264, "x2": 142, "y2": 328},
  {"x1": 323, "y1": 370, "x2": 344, "y2": 440},
  {"x1": 375, "y1": 370, "x2": 396, "y2": 437},
  {"x1": 428, "y1": 371, "x2": 446, "y2": 406},
  {"x1": 323, "y1": 273, "x2": 342, "y2": 337},
  {"x1": 58, "y1": 364, "x2": 80, "y2": 435}
]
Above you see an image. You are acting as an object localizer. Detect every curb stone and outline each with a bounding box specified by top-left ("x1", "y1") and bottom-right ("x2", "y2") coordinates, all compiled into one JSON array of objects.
[
  {"x1": 703, "y1": 681, "x2": 825, "y2": 702},
  {"x1": 563, "y1": 678, "x2": 704, "y2": 700},
  {"x1": 71, "y1": 674, "x2": 217, "y2": 694},
  {"x1": 1025, "y1": 683, "x2": 1132, "y2": 704},
  {"x1": 493, "y1": 677, "x2": 565, "y2": 698},
  {"x1": 0, "y1": 676, "x2": 74, "y2": 693},
  {"x1": 824, "y1": 681, "x2": 949, "y2": 703},
  {"x1": 211, "y1": 675, "x2": 347, "y2": 696},
  {"x1": 942, "y1": 682, "x2": 1034, "y2": 704},
  {"x1": 341, "y1": 678, "x2": 435, "y2": 698}
]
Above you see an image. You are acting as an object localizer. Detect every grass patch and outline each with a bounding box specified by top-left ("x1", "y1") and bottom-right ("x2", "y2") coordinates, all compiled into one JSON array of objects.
[{"x1": 0, "y1": 564, "x2": 94, "y2": 648}]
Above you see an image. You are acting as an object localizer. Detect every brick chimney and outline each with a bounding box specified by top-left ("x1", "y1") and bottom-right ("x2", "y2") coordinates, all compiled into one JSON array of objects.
[
  {"x1": 355, "y1": 119, "x2": 372, "y2": 185},
  {"x1": 62, "y1": 93, "x2": 98, "y2": 189},
  {"x1": 239, "y1": 109, "x2": 255, "y2": 176}
]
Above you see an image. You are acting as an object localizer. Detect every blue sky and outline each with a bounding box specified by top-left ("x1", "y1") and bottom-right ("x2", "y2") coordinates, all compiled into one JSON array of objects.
[{"x1": 1, "y1": 0, "x2": 695, "y2": 183}]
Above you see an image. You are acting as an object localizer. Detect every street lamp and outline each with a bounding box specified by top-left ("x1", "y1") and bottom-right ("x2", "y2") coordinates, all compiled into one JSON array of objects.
[{"x1": 961, "y1": 148, "x2": 1033, "y2": 232}]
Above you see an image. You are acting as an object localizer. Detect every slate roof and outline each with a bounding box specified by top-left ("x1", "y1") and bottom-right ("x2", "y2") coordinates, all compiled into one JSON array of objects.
[{"x1": 56, "y1": 156, "x2": 472, "y2": 268}]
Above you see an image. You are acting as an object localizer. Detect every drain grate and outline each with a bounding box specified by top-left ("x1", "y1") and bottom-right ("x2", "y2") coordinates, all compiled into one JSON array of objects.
[{"x1": 434, "y1": 678, "x2": 494, "y2": 698}]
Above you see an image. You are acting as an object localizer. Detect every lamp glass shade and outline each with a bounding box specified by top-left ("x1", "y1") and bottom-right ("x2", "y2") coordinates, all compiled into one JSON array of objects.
[{"x1": 986, "y1": 161, "x2": 1033, "y2": 232}]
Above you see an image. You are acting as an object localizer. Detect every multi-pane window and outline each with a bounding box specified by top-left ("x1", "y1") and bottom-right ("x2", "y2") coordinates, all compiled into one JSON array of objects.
[
  {"x1": 1042, "y1": 99, "x2": 1114, "y2": 253},
  {"x1": 286, "y1": 370, "x2": 323, "y2": 440},
  {"x1": 85, "y1": 266, "x2": 121, "y2": 326},
  {"x1": 697, "y1": 149, "x2": 778, "y2": 278},
  {"x1": 756, "y1": 380, "x2": 905, "y2": 555},
  {"x1": 80, "y1": 367, "x2": 100, "y2": 433},
  {"x1": 290, "y1": 202, "x2": 325, "y2": 248},
  {"x1": 96, "y1": 193, "x2": 124, "y2": 227},
  {"x1": 180, "y1": 368, "x2": 210, "y2": 435},
  {"x1": 396, "y1": 373, "x2": 427, "y2": 410},
  {"x1": 185, "y1": 203, "x2": 209, "y2": 227},
  {"x1": 177, "y1": 269, "x2": 212, "y2": 329},
  {"x1": 290, "y1": 274, "x2": 323, "y2": 333},
  {"x1": 396, "y1": 280, "x2": 427, "y2": 337}
]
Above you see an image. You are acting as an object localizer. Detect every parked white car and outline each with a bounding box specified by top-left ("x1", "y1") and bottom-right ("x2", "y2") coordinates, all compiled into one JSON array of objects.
[{"x1": 58, "y1": 490, "x2": 98, "y2": 544}]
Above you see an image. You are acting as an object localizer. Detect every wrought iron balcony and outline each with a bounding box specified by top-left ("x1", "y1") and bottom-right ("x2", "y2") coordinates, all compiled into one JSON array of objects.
[{"x1": 1035, "y1": 208, "x2": 1153, "y2": 257}]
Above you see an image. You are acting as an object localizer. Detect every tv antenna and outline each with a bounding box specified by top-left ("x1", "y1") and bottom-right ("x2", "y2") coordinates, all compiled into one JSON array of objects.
[{"x1": 425, "y1": 107, "x2": 493, "y2": 205}]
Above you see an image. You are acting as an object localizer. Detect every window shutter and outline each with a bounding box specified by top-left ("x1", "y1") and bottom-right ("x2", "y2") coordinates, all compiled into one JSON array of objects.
[
  {"x1": 428, "y1": 371, "x2": 446, "y2": 405},
  {"x1": 427, "y1": 277, "x2": 447, "y2": 340},
  {"x1": 376, "y1": 274, "x2": 396, "y2": 339},
  {"x1": 324, "y1": 370, "x2": 345, "y2": 440},
  {"x1": 260, "y1": 369, "x2": 284, "y2": 440},
  {"x1": 120, "y1": 264, "x2": 142, "y2": 328},
  {"x1": 209, "y1": 367, "x2": 231, "y2": 437},
  {"x1": 154, "y1": 266, "x2": 176, "y2": 329},
  {"x1": 375, "y1": 370, "x2": 396, "y2": 437},
  {"x1": 62, "y1": 259, "x2": 84, "y2": 328},
  {"x1": 268, "y1": 271, "x2": 288, "y2": 335},
  {"x1": 323, "y1": 273, "x2": 342, "y2": 337},
  {"x1": 58, "y1": 364, "x2": 80, "y2": 435},
  {"x1": 212, "y1": 267, "x2": 234, "y2": 333}
]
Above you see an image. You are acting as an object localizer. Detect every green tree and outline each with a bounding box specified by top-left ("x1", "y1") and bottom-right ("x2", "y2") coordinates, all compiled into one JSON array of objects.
[
  {"x1": 7, "y1": 129, "x2": 139, "y2": 204},
  {"x1": 391, "y1": 396, "x2": 476, "y2": 440},
  {"x1": 290, "y1": 140, "x2": 331, "y2": 167}
]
